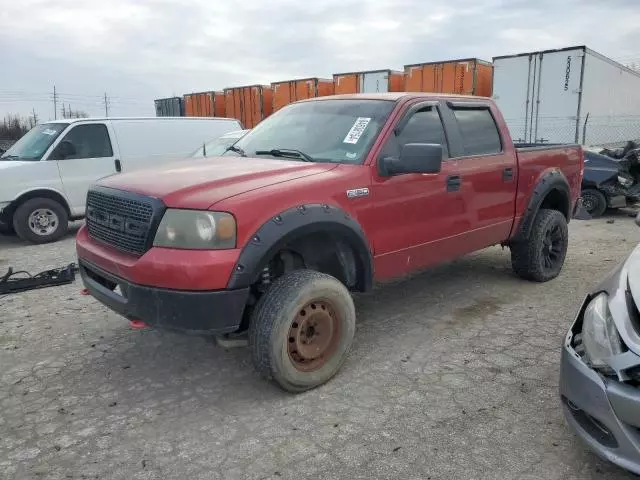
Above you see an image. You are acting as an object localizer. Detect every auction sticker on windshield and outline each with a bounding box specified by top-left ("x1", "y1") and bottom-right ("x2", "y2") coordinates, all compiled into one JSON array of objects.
[
  {"x1": 42, "y1": 129, "x2": 58, "y2": 136},
  {"x1": 343, "y1": 117, "x2": 371, "y2": 144}
]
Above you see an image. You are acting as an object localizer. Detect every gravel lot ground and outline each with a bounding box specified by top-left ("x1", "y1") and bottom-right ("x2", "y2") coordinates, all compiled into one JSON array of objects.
[{"x1": 1, "y1": 212, "x2": 640, "y2": 480}]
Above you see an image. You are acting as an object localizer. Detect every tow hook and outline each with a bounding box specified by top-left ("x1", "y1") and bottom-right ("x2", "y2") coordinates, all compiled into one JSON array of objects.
[{"x1": 129, "y1": 319, "x2": 149, "y2": 330}]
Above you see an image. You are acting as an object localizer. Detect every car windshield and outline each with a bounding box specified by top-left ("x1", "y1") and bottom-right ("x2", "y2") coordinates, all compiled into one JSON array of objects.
[
  {"x1": 0, "y1": 123, "x2": 67, "y2": 161},
  {"x1": 191, "y1": 135, "x2": 243, "y2": 158},
  {"x1": 222, "y1": 99, "x2": 395, "y2": 164}
]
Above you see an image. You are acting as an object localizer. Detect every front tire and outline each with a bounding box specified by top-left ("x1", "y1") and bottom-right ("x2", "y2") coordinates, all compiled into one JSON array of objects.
[
  {"x1": 581, "y1": 188, "x2": 607, "y2": 218},
  {"x1": 510, "y1": 209, "x2": 568, "y2": 282},
  {"x1": 13, "y1": 198, "x2": 69, "y2": 244},
  {"x1": 249, "y1": 270, "x2": 356, "y2": 393}
]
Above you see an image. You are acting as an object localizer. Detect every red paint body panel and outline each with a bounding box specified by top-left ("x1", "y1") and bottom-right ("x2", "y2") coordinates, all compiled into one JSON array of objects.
[
  {"x1": 98, "y1": 157, "x2": 336, "y2": 210},
  {"x1": 510, "y1": 146, "x2": 583, "y2": 237},
  {"x1": 77, "y1": 93, "x2": 583, "y2": 294},
  {"x1": 76, "y1": 226, "x2": 239, "y2": 290}
]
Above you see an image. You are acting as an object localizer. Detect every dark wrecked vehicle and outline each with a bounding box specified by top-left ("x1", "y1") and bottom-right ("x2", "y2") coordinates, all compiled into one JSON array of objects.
[
  {"x1": 581, "y1": 141, "x2": 640, "y2": 218},
  {"x1": 560, "y1": 213, "x2": 640, "y2": 475}
]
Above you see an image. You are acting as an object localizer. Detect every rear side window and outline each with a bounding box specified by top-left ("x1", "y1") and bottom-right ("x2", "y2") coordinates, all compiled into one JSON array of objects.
[
  {"x1": 382, "y1": 106, "x2": 449, "y2": 158},
  {"x1": 57, "y1": 124, "x2": 113, "y2": 159},
  {"x1": 452, "y1": 108, "x2": 502, "y2": 156}
]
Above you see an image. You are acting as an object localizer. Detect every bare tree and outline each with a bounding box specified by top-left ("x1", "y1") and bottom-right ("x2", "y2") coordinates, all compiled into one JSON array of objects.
[{"x1": 0, "y1": 114, "x2": 31, "y2": 141}]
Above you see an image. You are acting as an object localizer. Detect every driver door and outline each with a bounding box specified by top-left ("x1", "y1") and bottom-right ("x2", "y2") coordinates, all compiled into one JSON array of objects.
[
  {"x1": 48, "y1": 122, "x2": 118, "y2": 215},
  {"x1": 365, "y1": 101, "x2": 466, "y2": 279}
]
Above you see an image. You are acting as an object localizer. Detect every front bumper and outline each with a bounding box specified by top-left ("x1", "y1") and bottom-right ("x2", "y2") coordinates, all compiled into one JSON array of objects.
[
  {"x1": 79, "y1": 259, "x2": 249, "y2": 335},
  {"x1": 560, "y1": 307, "x2": 640, "y2": 475}
]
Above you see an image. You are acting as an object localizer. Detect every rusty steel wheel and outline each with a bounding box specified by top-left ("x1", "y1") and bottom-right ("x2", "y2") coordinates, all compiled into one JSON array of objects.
[
  {"x1": 287, "y1": 300, "x2": 341, "y2": 372},
  {"x1": 249, "y1": 270, "x2": 356, "y2": 393}
]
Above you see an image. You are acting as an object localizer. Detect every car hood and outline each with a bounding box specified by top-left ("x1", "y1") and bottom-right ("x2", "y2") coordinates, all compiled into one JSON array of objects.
[
  {"x1": 97, "y1": 157, "x2": 337, "y2": 209},
  {"x1": 627, "y1": 244, "x2": 640, "y2": 312},
  {"x1": 603, "y1": 243, "x2": 640, "y2": 356}
]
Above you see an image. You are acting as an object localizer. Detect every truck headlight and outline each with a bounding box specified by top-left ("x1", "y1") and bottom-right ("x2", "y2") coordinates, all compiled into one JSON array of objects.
[
  {"x1": 153, "y1": 209, "x2": 236, "y2": 249},
  {"x1": 582, "y1": 293, "x2": 624, "y2": 369}
]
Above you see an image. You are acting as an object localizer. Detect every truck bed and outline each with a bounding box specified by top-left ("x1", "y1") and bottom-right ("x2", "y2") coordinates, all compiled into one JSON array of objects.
[{"x1": 511, "y1": 143, "x2": 584, "y2": 235}]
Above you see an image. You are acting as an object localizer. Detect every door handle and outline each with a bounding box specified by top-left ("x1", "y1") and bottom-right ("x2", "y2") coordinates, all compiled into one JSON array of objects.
[
  {"x1": 114, "y1": 159, "x2": 121, "y2": 173},
  {"x1": 446, "y1": 175, "x2": 461, "y2": 192},
  {"x1": 503, "y1": 167, "x2": 514, "y2": 181}
]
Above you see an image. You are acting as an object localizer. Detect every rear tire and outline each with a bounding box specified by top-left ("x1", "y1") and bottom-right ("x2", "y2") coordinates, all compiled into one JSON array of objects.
[
  {"x1": 581, "y1": 188, "x2": 607, "y2": 218},
  {"x1": 249, "y1": 270, "x2": 356, "y2": 393},
  {"x1": 510, "y1": 209, "x2": 568, "y2": 282},
  {"x1": 13, "y1": 198, "x2": 69, "y2": 244}
]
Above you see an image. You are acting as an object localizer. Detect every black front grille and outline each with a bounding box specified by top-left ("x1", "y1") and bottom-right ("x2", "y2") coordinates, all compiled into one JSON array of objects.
[{"x1": 86, "y1": 187, "x2": 163, "y2": 256}]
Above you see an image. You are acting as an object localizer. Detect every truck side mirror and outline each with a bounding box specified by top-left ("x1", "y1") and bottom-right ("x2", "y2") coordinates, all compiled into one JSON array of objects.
[
  {"x1": 52, "y1": 140, "x2": 76, "y2": 160},
  {"x1": 380, "y1": 143, "x2": 443, "y2": 176}
]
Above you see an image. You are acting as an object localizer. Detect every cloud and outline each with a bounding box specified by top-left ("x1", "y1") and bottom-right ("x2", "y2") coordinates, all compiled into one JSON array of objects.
[{"x1": 1, "y1": 0, "x2": 639, "y2": 119}]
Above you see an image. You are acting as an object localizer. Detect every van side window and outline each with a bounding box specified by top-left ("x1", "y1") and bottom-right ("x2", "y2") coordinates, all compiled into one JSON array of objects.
[
  {"x1": 451, "y1": 108, "x2": 502, "y2": 156},
  {"x1": 55, "y1": 124, "x2": 113, "y2": 160},
  {"x1": 381, "y1": 106, "x2": 449, "y2": 159}
]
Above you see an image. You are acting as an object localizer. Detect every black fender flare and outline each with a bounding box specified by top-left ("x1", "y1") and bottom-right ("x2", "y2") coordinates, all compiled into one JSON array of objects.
[
  {"x1": 226, "y1": 204, "x2": 374, "y2": 292},
  {"x1": 511, "y1": 170, "x2": 571, "y2": 242}
]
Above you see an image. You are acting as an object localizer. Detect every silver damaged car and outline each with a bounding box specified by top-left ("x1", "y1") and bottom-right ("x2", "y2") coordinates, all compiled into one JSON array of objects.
[{"x1": 561, "y1": 215, "x2": 640, "y2": 474}]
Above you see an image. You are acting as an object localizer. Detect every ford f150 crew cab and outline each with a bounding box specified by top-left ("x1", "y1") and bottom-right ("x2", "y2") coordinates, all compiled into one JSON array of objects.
[{"x1": 76, "y1": 93, "x2": 584, "y2": 392}]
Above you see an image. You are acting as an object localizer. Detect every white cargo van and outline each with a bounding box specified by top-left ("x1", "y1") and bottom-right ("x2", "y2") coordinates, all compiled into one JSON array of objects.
[{"x1": 0, "y1": 116, "x2": 242, "y2": 243}]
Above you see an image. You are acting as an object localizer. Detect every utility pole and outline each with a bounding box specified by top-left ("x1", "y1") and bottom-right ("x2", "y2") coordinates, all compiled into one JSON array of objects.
[
  {"x1": 53, "y1": 85, "x2": 58, "y2": 120},
  {"x1": 103, "y1": 92, "x2": 110, "y2": 117},
  {"x1": 62, "y1": 104, "x2": 66, "y2": 119},
  {"x1": 32, "y1": 108, "x2": 38, "y2": 126}
]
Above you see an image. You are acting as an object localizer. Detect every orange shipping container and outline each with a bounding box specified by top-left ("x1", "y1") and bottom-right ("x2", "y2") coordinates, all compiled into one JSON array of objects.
[
  {"x1": 224, "y1": 85, "x2": 273, "y2": 129},
  {"x1": 404, "y1": 58, "x2": 493, "y2": 97},
  {"x1": 183, "y1": 91, "x2": 226, "y2": 117},
  {"x1": 333, "y1": 69, "x2": 405, "y2": 94},
  {"x1": 271, "y1": 78, "x2": 334, "y2": 111}
]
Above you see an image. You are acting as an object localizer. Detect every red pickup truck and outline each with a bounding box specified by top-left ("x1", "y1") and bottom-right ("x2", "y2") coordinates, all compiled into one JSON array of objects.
[{"x1": 76, "y1": 93, "x2": 583, "y2": 392}]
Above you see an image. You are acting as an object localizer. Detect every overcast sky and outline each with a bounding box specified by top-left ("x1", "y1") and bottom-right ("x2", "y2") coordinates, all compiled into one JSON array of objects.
[{"x1": 1, "y1": 0, "x2": 639, "y2": 121}]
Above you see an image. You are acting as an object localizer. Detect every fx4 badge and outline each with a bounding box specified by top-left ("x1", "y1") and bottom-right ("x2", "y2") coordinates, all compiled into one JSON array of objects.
[{"x1": 346, "y1": 188, "x2": 370, "y2": 199}]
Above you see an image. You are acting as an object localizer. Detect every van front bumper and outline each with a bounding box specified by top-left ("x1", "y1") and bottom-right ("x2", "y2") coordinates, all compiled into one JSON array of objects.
[{"x1": 79, "y1": 259, "x2": 249, "y2": 335}]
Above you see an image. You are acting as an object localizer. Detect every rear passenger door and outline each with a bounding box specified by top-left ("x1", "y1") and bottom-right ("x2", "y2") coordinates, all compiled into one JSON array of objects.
[
  {"x1": 48, "y1": 122, "x2": 118, "y2": 215},
  {"x1": 442, "y1": 101, "x2": 517, "y2": 249}
]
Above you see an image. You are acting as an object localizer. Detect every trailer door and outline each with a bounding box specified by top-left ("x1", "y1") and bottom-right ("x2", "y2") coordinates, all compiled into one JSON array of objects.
[
  {"x1": 492, "y1": 55, "x2": 536, "y2": 143},
  {"x1": 360, "y1": 71, "x2": 390, "y2": 93},
  {"x1": 533, "y1": 48, "x2": 584, "y2": 143}
]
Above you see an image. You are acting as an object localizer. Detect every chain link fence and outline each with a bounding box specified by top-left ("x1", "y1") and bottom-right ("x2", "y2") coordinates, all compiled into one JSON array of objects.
[{"x1": 503, "y1": 115, "x2": 640, "y2": 148}]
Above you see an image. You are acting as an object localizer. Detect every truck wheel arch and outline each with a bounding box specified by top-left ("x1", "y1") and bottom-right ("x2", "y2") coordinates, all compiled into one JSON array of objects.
[
  {"x1": 227, "y1": 204, "x2": 374, "y2": 292},
  {"x1": 511, "y1": 170, "x2": 571, "y2": 243},
  {"x1": 3, "y1": 189, "x2": 72, "y2": 221}
]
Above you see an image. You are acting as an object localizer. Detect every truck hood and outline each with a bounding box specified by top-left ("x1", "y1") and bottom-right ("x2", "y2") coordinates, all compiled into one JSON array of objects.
[{"x1": 97, "y1": 157, "x2": 337, "y2": 209}]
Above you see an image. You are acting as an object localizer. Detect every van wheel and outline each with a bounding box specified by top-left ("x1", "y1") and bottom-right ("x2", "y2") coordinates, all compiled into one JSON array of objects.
[
  {"x1": 510, "y1": 209, "x2": 568, "y2": 282},
  {"x1": 13, "y1": 198, "x2": 69, "y2": 244},
  {"x1": 581, "y1": 189, "x2": 607, "y2": 218},
  {"x1": 249, "y1": 270, "x2": 356, "y2": 393}
]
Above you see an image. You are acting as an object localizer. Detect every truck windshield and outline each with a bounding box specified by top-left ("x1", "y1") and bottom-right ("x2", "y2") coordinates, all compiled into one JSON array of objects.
[
  {"x1": 222, "y1": 99, "x2": 395, "y2": 164},
  {"x1": 0, "y1": 123, "x2": 67, "y2": 161}
]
